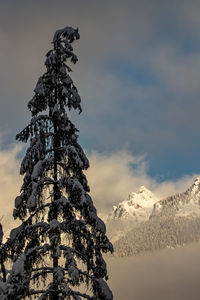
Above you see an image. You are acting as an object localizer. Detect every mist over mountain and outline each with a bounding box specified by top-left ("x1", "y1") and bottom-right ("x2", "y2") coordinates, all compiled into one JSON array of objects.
[{"x1": 107, "y1": 242, "x2": 200, "y2": 300}]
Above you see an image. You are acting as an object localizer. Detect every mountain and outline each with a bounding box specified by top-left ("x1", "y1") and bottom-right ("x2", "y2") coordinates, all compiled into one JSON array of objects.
[{"x1": 107, "y1": 177, "x2": 200, "y2": 256}]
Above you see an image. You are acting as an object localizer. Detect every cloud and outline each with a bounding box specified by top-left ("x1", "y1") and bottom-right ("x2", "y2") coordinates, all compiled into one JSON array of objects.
[
  {"x1": 107, "y1": 241, "x2": 200, "y2": 300},
  {"x1": 152, "y1": 175, "x2": 198, "y2": 199},
  {"x1": 85, "y1": 150, "x2": 198, "y2": 218}
]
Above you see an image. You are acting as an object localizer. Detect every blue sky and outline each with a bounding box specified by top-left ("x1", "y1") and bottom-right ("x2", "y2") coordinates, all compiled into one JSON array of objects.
[{"x1": 1, "y1": 0, "x2": 200, "y2": 182}]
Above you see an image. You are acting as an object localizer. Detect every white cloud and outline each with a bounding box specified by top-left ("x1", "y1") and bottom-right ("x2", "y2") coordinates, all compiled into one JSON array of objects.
[{"x1": 0, "y1": 145, "x2": 197, "y2": 235}]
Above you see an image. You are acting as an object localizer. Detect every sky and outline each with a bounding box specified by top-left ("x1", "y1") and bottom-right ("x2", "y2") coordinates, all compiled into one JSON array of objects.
[
  {"x1": 1, "y1": 2, "x2": 200, "y2": 298},
  {"x1": 1, "y1": 0, "x2": 200, "y2": 219}
]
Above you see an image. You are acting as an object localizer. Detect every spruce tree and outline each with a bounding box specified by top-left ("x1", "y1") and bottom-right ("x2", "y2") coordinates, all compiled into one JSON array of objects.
[{"x1": 1, "y1": 27, "x2": 113, "y2": 300}]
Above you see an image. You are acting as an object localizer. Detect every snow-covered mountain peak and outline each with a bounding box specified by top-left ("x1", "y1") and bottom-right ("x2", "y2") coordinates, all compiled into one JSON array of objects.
[
  {"x1": 108, "y1": 186, "x2": 158, "y2": 221},
  {"x1": 127, "y1": 186, "x2": 156, "y2": 208}
]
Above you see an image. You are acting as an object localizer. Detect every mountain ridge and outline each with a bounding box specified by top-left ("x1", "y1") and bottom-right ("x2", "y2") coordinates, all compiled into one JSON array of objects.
[{"x1": 150, "y1": 176, "x2": 200, "y2": 219}]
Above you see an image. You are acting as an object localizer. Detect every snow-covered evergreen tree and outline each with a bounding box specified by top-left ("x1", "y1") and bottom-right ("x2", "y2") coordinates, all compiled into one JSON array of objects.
[{"x1": 1, "y1": 27, "x2": 113, "y2": 300}]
